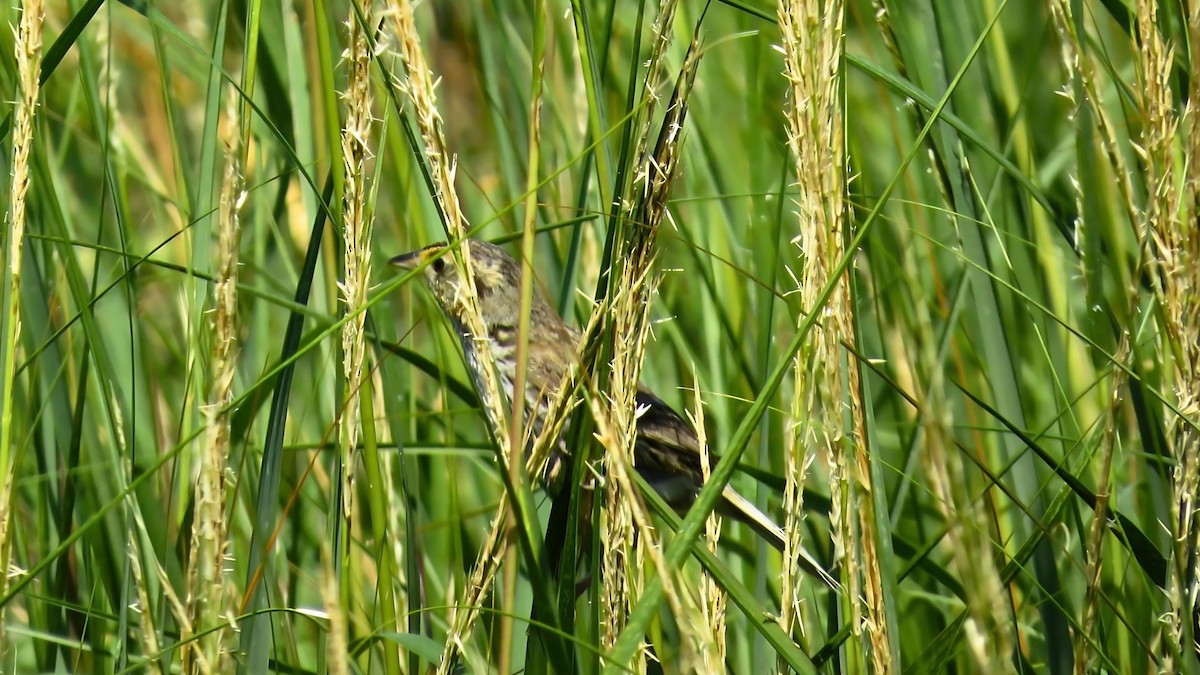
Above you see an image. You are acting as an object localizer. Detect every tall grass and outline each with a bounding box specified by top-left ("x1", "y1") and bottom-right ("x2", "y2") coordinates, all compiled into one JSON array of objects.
[
  {"x1": 1, "y1": 0, "x2": 43, "y2": 656},
  {"x1": 1, "y1": 0, "x2": 1197, "y2": 673}
]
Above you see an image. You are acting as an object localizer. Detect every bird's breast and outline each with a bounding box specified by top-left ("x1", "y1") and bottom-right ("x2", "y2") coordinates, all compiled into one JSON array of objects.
[{"x1": 449, "y1": 318, "x2": 572, "y2": 488}]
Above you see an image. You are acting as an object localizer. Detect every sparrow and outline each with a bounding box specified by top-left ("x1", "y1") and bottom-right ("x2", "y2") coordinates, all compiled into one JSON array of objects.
[{"x1": 392, "y1": 239, "x2": 834, "y2": 586}]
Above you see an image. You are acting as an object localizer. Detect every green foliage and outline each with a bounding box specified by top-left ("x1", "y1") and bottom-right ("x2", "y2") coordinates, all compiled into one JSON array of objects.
[{"x1": 0, "y1": 0, "x2": 1190, "y2": 672}]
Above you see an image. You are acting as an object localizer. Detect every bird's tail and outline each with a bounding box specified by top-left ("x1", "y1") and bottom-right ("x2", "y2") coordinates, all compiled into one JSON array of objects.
[{"x1": 719, "y1": 486, "x2": 840, "y2": 591}]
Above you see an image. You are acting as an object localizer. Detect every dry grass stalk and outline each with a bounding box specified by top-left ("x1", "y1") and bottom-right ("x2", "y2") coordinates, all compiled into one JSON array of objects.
[
  {"x1": 590, "y1": 377, "x2": 691, "y2": 670},
  {"x1": 184, "y1": 90, "x2": 244, "y2": 674},
  {"x1": 320, "y1": 547, "x2": 351, "y2": 675},
  {"x1": 1165, "y1": 6, "x2": 1200, "y2": 667},
  {"x1": 594, "y1": 383, "x2": 644, "y2": 662},
  {"x1": 325, "y1": 3, "x2": 377, "y2": 670},
  {"x1": 597, "y1": 35, "x2": 698, "y2": 669},
  {"x1": 691, "y1": 376, "x2": 727, "y2": 669},
  {"x1": 385, "y1": 0, "x2": 506, "y2": 443},
  {"x1": 114, "y1": 414, "x2": 166, "y2": 675},
  {"x1": 0, "y1": 0, "x2": 45, "y2": 652},
  {"x1": 1051, "y1": 1, "x2": 1187, "y2": 668},
  {"x1": 776, "y1": 0, "x2": 885, "y2": 665},
  {"x1": 386, "y1": 5, "x2": 523, "y2": 665},
  {"x1": 339, "y1": 0, "x2": 375, "y2": 522},
  {"x1": 595, "y1": 262, "x2": 662, "y2": 664},
  {"x1": 1133, "y1": 2, "x2": 1200, "y2": 669},
  {"x1": 1076, "y1": 341, "x2": 1127, "y2": 674},
  {"x1": 628, "y1": 0, "x2": 680, "y2": 182},
  {"x1": 386, "y1": 0, "x2": 505, "y2": 424}
]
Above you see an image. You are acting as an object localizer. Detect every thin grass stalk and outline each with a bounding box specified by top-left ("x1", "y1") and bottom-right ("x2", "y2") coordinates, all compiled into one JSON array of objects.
[
  {"x1": 629, "y1": 0, "x2": 679, "y2": 178},
  {"x1": 509, "y1": 0, "x2": 549, "y2": 474},
  {"x1": 500, "y1": 2, "x2": 548, "y2": 671},
  {"x1": 846, "y1": 330, "x2": 886, "y2": 670},
  {"x1": 329, "y1": 3, "x2": 376, "y2": 671},
  {"x1": 94, "y1": 6, "x2": 125, "y2": 156},
  {"x1": 184, "y1": 90, "x2": 244, "y2": 674},
  {"x1": 382, "y1": 409, "x2": 411, "y2": 615},
  {"x1": 1075, "y1": 340, "x2": 1126, "y2": 673},
  {"x1": 115, "y1": 412, "x2": 166, "y2": 674},
  {"x1": 776, "y1": 0, "x2": 875, "y2": 665},
  {"x1": 0, "y1": 0, "x2": 44, "y2": 654},
  {"x1": 320, "y1": 546, "x2": 351, "y2": 675},
  {"x1": 1048, "y1": 1, "x2": 1140, "y2": 248},
  {"x1": 1047, "y1": 5, "x2": 1117, "y2": 669},
  {"x1": 866, "y1": 0, "x2": 907, "y2": 82},
  {"x1": 691, "y1": 375, "x2": 726, "y2": 669},
  {"x1": 128, "y1": 545, "x2": 164, "y2": 672},
  {"x1": 237, "y1": 0, "x2": 262, "y2": 153}
]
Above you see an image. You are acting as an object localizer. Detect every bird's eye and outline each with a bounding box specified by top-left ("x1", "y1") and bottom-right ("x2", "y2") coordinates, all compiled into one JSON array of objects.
[{"x1": 430, "y1": 258, "x2": 446, "y2": 274}]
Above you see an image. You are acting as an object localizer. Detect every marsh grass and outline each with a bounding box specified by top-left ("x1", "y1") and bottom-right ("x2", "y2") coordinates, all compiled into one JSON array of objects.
[
  {"x1": 1, "y1": 0, "x2": 1198, "y2": 673},
  {"x1": 0, "y1": 0, "x2": 42, "y2": 654}
]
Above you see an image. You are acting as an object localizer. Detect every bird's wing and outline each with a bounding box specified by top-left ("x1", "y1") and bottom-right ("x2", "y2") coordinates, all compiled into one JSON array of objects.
[{"x1": 632, "y1": 387, "x2": 704, "y2": 477}]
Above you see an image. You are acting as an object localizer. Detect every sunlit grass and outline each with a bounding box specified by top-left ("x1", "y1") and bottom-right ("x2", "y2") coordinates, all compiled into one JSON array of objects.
[{"x1": 0, "y1": 1, "x2": 1194, "y2": 673}]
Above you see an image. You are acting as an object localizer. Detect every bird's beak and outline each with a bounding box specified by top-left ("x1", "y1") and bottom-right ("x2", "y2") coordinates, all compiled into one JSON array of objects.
[{"x1": 389, "y1": 250, "x2": 425, "y2": 270}]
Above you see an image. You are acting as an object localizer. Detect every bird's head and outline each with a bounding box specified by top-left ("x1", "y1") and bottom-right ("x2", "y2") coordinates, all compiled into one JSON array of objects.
[{"x1": 390, "y1": 239, "x2": 526, "y2": 330}]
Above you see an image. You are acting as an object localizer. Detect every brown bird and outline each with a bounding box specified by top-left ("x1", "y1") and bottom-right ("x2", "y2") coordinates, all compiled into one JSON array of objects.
[{"x1": 392, "y1": 239, "x2": 834, "y2": 586}]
